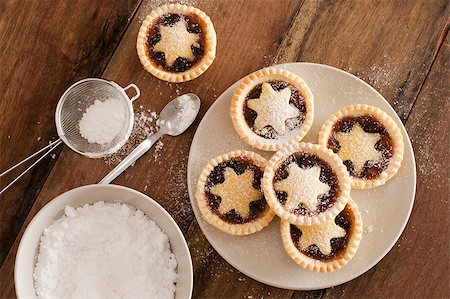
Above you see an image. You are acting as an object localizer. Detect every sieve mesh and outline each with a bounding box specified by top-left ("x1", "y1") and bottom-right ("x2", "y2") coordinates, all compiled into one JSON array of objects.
[{"x1": 55, "y1": 79, "x2": 135, "y2": 158}]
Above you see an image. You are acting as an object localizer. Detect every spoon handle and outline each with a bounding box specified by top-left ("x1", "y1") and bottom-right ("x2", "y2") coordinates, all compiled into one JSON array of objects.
[{"x1": 99, "y1": 130, "x2": 164, "y2": 185}]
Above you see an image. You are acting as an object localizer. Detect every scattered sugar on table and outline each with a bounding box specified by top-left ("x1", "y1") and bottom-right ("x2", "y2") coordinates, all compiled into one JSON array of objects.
[
  {"x1": 364, "y1": 225, "x2": 374, "y2": 234},
  {"x1": 33, "y1": 201, "x2": 178, "y2": 299},
  {"x1": 104, "y1": 108, "x2": 160, "y2": 165},
  {"x1": 153, "y1": 140, "x2": 164, "y2": 161},
  {"x1": 79, "y1": 98, "x2": 126, "y2": 144}
]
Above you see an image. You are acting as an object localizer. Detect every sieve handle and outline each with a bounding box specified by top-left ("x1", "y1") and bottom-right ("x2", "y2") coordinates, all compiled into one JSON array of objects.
[
  {"x1": 0, "y1": 139, "x2": 62, "y2": 196},
  {"x1": 99, "y1": 130, "x2": 164, "y2": 185},
  {"x1": 123, "y1": 83, "x2": 140, "y2": 102}
]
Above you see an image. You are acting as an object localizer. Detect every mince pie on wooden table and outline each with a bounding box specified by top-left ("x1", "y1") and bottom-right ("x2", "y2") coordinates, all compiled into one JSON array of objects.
[
  {"x1": 263, "y1": 142, "x2": 351, "y2": 226},
  {"x1": 231, "y1": 68, "x2": 314, "y2": 151},
  {"x1": 280, "y1": 198, "x2": 363, "y2": 272},
  {"x1": 137, "y1": 4, "x2": 216, "y2": 82},
  {"x1": 196, "y1": 150, "x2": 275, "y2": 235},
  {"x1": 318, "y1": 104, "x2": 404, "y2": 189}
]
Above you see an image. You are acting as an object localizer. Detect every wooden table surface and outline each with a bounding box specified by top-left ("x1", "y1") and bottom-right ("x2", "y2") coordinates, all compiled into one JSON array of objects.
[{"x1": 1, "y1": 0, "x2": 449, "y2": 298}]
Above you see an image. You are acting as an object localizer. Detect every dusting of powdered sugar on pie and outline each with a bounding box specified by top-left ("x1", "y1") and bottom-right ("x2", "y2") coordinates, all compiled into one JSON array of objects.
[
  {"x1": 274, "y1": 164, "x2": 330, "y2": 212},
  {"x1": 334, "y1": 123, "x2": 383, "y2": 174},
  {"x1": 247, "y1": 82, "x2": 300, "y2": 136},
  {"x1": 153, "y1": 18, "x2": 200, "y2": 66},
  {"x1": 210, "y1": 168, "x2": 261, "y2": 218},
  {"x1": 298, "y1": 220, "x2": 346, "y2": 255}
]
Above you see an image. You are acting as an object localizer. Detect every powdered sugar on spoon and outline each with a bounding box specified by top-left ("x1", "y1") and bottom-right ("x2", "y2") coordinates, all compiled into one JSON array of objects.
[{"x1": 99, "y1": 93, "x2": 201, "y2": 184}]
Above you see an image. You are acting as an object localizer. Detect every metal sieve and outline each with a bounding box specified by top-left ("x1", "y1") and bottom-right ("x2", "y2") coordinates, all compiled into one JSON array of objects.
[
  {"x1": 56, "y1": 78, "x2": 139, "y2": 158},
  {"x1": 1, "y1": 78, "x2": 140, "y2": 195}
]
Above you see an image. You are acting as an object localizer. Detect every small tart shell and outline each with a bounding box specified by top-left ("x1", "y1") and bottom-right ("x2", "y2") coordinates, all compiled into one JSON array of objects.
[
  {"x1": 137, "y1": 4, "x2": 217, "y2": 82},
  {"x1": 196, "y1": 150, "x2": 275, "y2": 235},
  {"x1": 231, "y1": 67, "x2": 314, "y2": 151},
  {"x1": 318, "y1": 104, "x2": 404, "y2": 189},
  {"x1": 263, "y1": 142, "x2": 351, "y2": 226},
  {"x1": 280, "y1": 198, "x2": 363, "y2": 272}
]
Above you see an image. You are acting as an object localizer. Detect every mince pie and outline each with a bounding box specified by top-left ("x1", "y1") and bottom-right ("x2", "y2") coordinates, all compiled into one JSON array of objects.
[
  {"x1": 196, "y1": 150, "x2": 275, "y2": 235},
  {"x1": 280, "y1": 198, "x2": 363, "y2": 272},
  {"x1": 318, "y1": 104, "x2": 404, "y2": 189},
  {"x1": 231, "y1": 68, "x2": 314, "y2": 151},
  {"x1": 263, "y1": 142, "x2": 351, "y2": 226},
  {"x1": 137, "y1": 4, "x2": 216, "y2": 82}
]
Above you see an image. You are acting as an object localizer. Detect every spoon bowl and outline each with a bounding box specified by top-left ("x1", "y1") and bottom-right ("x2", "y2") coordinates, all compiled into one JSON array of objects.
[
  {"x1": 159, "y1": 93, "x2": 201, "y2": 136},
  {"x1": 99, "y1": 93, "x2": 201, "y2": 184}
]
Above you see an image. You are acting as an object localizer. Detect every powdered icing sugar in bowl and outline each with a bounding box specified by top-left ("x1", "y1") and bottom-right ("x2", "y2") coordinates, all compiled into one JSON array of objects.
[{"x1": 33, "y1": 201, "x2": 178, "y2": 299}]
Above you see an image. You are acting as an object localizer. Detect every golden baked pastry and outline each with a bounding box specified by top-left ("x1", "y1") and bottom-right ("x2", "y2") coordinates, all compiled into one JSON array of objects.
[
  {"x1": 231, "y1": 67, "x2": 314, "y2": 151},
  {"x1": 263, "y1": 142, "x2": 351, "y2": 226},
  {"x1": 137, "y1": 4, "x2": 216, "y2": 82},
  {"x1": 318, "y1": 104, "x2": 404, "y2": 189},
  {"x1": 280, "y1": 198, "x2": 363, "y2": 272},
  {"x1": 196, "y1": 150, "x2": 275, "y2": 235}
]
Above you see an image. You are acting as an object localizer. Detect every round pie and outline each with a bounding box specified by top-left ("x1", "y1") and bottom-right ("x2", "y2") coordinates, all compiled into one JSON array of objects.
[
  {"x1": 137, "y1": 4, "x2": 216, "y2": 82},
  {"x1": 263, "y1": 142, "x2": 351, "y2": 226},
  {"x1": 231, "y1": 68, "x2": 314, "y2": 151},
  {"x1": 196, "y1": 150, "x2": 275, "y2": 235},
  {"x1": 318, "y1": 104, "x2": 404, "y2": 189},
  {"x1": 280, "y1": 198, "x2": 363, "y2": 272}
]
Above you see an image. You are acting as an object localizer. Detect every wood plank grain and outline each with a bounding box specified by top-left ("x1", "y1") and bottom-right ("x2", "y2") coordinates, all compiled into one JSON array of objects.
[
  {"x1": 271, "y1": 1, "x2": 449, "y2": 298},
  {"x1": 76, "y1": 0, "x2": 302, "y2": 297},
  {"x1": 1, "y1": 0, "x2": 449, "y2": 298},
  {"x1": 187, "y1": 220, "x2": 292, "y2": 299},
  {"x1": 0, "y1": 0, "x2": 141, "y2": 265},
  {"x1": 274, "y1": 0, "x2": 449, "y2": 122},
  {"x1": 0, "y1": 0, "x2": 301, "y2": 298},
  {"x1": 321, "y1": 31, "x2": 450, "y2": 299}
]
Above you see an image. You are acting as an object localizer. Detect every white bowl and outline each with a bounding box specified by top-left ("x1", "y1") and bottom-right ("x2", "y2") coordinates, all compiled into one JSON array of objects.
[{"x1": 15, "y1": 184, "x2": 193, "y2": 299}]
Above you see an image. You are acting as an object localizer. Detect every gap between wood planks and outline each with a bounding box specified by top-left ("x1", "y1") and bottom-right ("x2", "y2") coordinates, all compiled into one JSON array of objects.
[
  {"x1": 98, "y1": 0, "x2": 145, "y2": 80},
  {"x1": 181, "y1": 2, "x2": 449, "y2": 298},
  {"x1": 0, "y1": 0, "x2": 145, "y2": 269},
  {"x1": 403, "y1": 26, "x2": 449, "y2": 124},
  {"x1": 2, "y1": 0, "x2": 447, "y2": 296}
]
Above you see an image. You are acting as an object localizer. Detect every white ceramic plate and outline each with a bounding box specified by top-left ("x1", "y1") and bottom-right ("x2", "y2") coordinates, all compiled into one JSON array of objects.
[
  {"x1": 187, "y1": 63, "x2": 416, "y2": 290},
  {"x1": 15, "y1": 185, "x2": 193, "y2": 299}
]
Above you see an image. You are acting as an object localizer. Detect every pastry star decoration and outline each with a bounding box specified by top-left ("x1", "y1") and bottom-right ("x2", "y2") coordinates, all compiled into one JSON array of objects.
[
  {"x1": 210, "y1": 167, "x2": 261, "y2": 218},
  {"x1": 154, "y1": 19, "x2": 200, "y2": 67},
  {"x1": 274, "y1": 164, "x2": 330, "y2": 212},
  {"x1": 247, "y1": 83, "x2": 300, "y2": 135},
  {"x1": 334, "y1": 123, "x2": 382, "y2": 174},
  {"x1": 298, "y1": 220, "x2": 346, "y2": 255}
]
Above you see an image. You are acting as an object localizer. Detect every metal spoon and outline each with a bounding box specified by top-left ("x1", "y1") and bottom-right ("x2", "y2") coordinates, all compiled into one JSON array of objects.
[{"x1": 99, "y1": 93, "x2": 201, "y2": 184}]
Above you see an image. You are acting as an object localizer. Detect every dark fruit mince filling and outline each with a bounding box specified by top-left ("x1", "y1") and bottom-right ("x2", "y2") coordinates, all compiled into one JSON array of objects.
[
  {"x1": 244, "y1": 81, "x2": 306, "y2": 139},
  {"x1": 290, "y1": 206, "x2": 352, "y2": 261},
  {"x1": 205, "y1": 158, "x2": 266, "y2": 224},
  {"x1": 327, "y1": 115, "x2": 394, "y2": 180},
  {"x1": 273, "y1": 153, "x2": 339, "y2": 215},
  {"x1": 146, "y1": 13, "x2": 205, "y2": 72}
]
